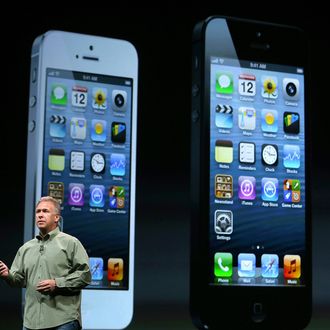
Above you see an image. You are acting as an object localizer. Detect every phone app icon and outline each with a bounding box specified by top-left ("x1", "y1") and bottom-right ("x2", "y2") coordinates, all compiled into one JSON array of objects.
[
  {"x1": 70, "y1": 151, "x2": 85, "y2": 172},
  {"x1": 112, "y1": 90, "x2": 127, "y2": 111},
  {"x1": 48, "y1": 149, "x2": 65, "y2": 171},
  {"x1": 216, "y1": 72, "x2": 233, "y2": 94},
  {"x1": 89, "y1": 185, "x2": 105, "y2": 208},
  {"x1": 261, "y1": 254, "x2": 279, "y2": 278},
  {"x1": 50, "y1": 115, "x2": 66, "y2": 138},
  {"x1": 70, "y1": 118, "x2": 87, "y2": 140},
  {"x1": 91, "y1": 119, "x2": 107, "y2": 142},
  {"x1": 92, "y1": 87, "x2": 108, "y2": 110},
  {"x1": 48, "y1": 182, "x2": 64, "y2": 205},
  {"x1": 72, "y1": 86, "x2": 88, "y2": 108},
  {"x1": 238, "y1": 176, "x2": 256, "y2": 200},
  {"x1": 238, "y1": 73, "x2": 256, "y2": 96},
  {"x1": 261, "y1": 76, "x2": 278, "y2": 99},
  {"x1": 239, "y1": 142, "x2": 255, "y2": 164},
  {"x1": 215, "y1": 140, "x2": 233, "y2": 163},
  {"x1": 262, "y1": 144, "x2": 278, "y2": 167},
  {"x1": 108, "y1": 258, "x2": 124, "y2": 281},
  {"x1": 261, "y1": 109, "x2": 278, "y2": 133},
  {"x1": 284, "y1": 112, "x2": 300, "y2": 134},
  {"x1": 68, "y1": 183, "x2": 85, "y2": 206},
  {"x1": 284, "y1": 255, "x2": 301, "y2": 279},
  {"x1": 261, "y1": 178, "x2": 279, "y2": 202},
  {"x1": 283, "y1": 78, "x2": 300, "y2": 101},
  {"x1": 283, "y1": 144, "x2": 300, "y2": 169},
  {"x1": 111, "y1": 122, "x2": 126, "y2": 143},
  {"x1": 109, "y1": 186, "x2": 125, "y2": 209},
  {"x1": 51, "y1": 84, "x2": 67, "y2": 105},
  {"x1": 238, "y1": 107, "x2": 256, "y2": 131},
  {"x1": 215, "y1": 175, "x2": 233, "y2": 199},
  {"x1": 215, "y1": 104, "x2": 233, "y2": 129},
  {"x1": 283, "y1": 179, "x2": 301, "y2": 203},
  {"x1": 110, "y1": 153, "x2": 126, "y2": 176},
  {"x1": 238, "y1": 253, "x2": 256, "y2": 277},
  {"x1": 214, "y1": 210, "x2": 233, "y2": 235},
  {"x1": 214, "y1": 252, "x2": 233, "y2": 277},
  {"x1": 89, "y1": 257, "x2": 104, "y2": 281}
]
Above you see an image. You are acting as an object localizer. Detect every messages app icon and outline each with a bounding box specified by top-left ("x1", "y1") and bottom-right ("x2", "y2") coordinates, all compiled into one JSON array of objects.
[
  {"x1": 216, "y1": 72, "x2": 233, "y2": 94},
  {"x1": 51, "y1": 84, "x2": 67, "y2": 105},
  {"x1": 214, "y1": 252, "x2": 233, "y2": 277}
]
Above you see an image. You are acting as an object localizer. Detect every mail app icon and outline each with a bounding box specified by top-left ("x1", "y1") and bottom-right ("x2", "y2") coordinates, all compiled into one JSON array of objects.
[
  {"x1": 241, "y1": 259, "x2": 253, "y2": 271},
  {"x1": 238, "y1": 253, "x2": 256, "y2": 277}
]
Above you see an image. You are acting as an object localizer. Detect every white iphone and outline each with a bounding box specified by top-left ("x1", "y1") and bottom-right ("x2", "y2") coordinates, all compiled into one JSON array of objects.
[{"x1": 24, "y1": 30, "x2": 138, "y2": 329}]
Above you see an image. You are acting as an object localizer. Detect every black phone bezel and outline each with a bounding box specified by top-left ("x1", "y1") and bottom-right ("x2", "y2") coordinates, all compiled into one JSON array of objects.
[{"x1": 190, "y1": 16, "x2": 312, "y2": 329}]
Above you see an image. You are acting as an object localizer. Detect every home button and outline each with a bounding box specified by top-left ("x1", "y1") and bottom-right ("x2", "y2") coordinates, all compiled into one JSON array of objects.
[{"x1": 251, "y1": 302, "x2": 266, "y2": 323}]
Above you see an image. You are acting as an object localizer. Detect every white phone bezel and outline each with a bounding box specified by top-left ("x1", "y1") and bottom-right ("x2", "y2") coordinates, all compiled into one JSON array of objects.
[{"x1": 29, "y1": 30, "x2": 138, "y2": 329}]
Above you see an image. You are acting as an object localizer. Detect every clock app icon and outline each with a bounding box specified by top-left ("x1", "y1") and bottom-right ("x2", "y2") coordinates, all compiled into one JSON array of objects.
[
  {"x1": 262, "y1": 144, "x2": 278, "y2": 166},
  {"x1": 91, "y1": 153, "x2": 106, "y2": 173}
]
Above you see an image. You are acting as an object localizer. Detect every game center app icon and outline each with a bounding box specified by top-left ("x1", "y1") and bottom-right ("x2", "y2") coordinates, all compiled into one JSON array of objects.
[{"x1": 283, "y1": 179, "x2": 301, "y2": 203}]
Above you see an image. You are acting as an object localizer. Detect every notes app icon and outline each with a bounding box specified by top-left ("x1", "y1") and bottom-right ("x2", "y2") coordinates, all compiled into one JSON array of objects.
[
  {"x1": 284, "y1": 255, "x2": 301, "y2": 279},
  {"x1": 215, "y1": 140, "x2": 233, "y2": 163},
  {"x1": 108, "y1": 258, "x2": 124, "y2": 281}
]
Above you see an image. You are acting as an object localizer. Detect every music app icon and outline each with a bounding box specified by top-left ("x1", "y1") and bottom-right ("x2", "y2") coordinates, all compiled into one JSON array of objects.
[
  {"x1": 284, "y1": 255, "x2": 301, "y2": 279},
  {"x1": 108, "y1": 258, "x2": 124, "y2": 281}
]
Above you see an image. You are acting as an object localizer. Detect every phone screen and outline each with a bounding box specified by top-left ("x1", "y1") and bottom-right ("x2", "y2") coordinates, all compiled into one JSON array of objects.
[
  {"x1": 42, "y1": 68, "x2": 133, "y2": 290},
  {"x1": 209, "y1": 57, "x2": 306, "y2": 287}
]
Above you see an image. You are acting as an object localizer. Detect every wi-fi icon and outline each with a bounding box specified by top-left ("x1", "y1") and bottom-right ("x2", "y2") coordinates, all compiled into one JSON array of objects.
[{"x1": 219, "y1": 58, "x2": 225, "y2": 64}]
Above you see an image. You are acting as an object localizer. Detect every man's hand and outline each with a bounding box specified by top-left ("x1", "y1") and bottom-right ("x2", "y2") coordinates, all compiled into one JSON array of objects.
[
  {"x1": 36, "y1": 279, "x2": 56, "y2": 293},
  {"x1": 0, "y1": 260, "x2": 9, "y2": 278}
]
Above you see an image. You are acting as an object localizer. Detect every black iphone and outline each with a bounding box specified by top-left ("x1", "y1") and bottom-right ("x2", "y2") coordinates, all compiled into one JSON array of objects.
[{"x1": 190, "y1": 16, "x2": 311, "y2": 329}]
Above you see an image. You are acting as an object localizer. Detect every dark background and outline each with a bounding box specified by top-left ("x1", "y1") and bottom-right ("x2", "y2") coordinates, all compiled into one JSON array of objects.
[{"x1": 1, "y1": 8, "x2": 329, "y2": 329}]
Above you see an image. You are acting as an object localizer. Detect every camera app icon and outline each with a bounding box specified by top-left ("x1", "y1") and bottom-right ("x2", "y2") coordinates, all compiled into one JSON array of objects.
[
  {"x1": 112, "y1": 90, "x2": 127, "y2": 111},
  {"x1": 283, "y1": 78, "x2": 300, "y2": 101}
]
